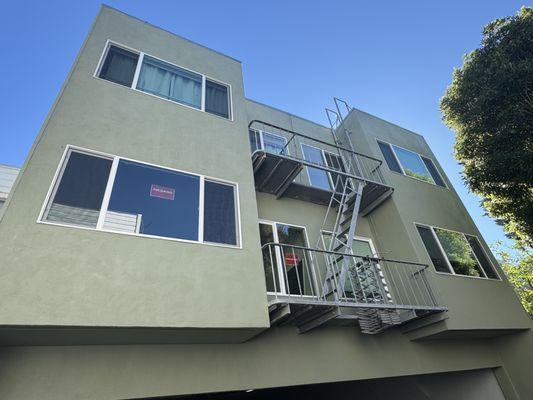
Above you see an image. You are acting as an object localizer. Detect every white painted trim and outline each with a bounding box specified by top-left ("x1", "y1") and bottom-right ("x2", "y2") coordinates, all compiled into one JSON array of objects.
[
  {"x1": 38, "y1": 146, "x2": 72, "y2": 222},
  {"x1": 94, "y1": 39, "x2": 234, "y2": 121},
  {"x1": 131, "y1": 52, "x2": 144, "y2": 89},
  {"x1": 96, "y1": 155, "x2": 120, "y2": 230},
  {"x1": 37, "y1": 144, "x2": 242, "y2": 249},
  {"x1": 198, "y1": 175, "x2": 205, "y2": 243}
]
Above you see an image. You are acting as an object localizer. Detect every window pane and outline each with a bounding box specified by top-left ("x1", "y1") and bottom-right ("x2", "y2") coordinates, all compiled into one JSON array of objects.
[
  {"x1": 203, "y1": 181, "x2": 237, "y2": 245},
  {"x1": 249, "y1": 129, "x2": 261, "y2": 153},
  {"x1": 105, "y1": 160, "x2": 199, "y2": 240},
  {"x1": 465, "y1": 235, "x2": 499, "y2": 279},
  {"x1": 262, "y1": 132, "x2": 287, "y2": 155},
  {"x1": 99, "y1": 45, "x2": 139, "y2": 87},
  {"x1": 434, "y1": 228, "x2": 484, "y2": 277},
  {"x1": 392, "y1": 145, "x2": 434, "y2": 184},
  {"x1": 416, "y1": 226, "x2": 451, "y2": 273},
  {"x1": 136, "y1": 56, "x2": 202, "y2": 109},
  {"x1": 301, "y1": 144, "x2": 331, "y2": 190},
  {"x1": 421, "y1": 156, "x2": 446, "y2": 187},
  {"x1": 276, "y1": 224, "x2": 310, "y2": 295},
  {"x1": 44, "y1": 151, "x2": 112, "y2": 228},
  {"x1": 377, "y1": 141, "x2": 402, "y2": 173},
  {"x1": 205, "y1": 79, "x2": 229, "y2": 119},
  {"x1": 259, "y1": 223, "x2": 280, "y2": 293},
  {"x1": 324, "y1": 152, "x2": 348, "y2": 192}
]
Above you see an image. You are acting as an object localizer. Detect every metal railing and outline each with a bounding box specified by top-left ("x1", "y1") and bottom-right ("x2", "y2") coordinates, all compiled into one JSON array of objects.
[
  {"x1": 249, "y1": 120, "x2": 388, "y2": 188},
  {"x1": 262, "y1": 242, "x2": 441, "y2": 311}
]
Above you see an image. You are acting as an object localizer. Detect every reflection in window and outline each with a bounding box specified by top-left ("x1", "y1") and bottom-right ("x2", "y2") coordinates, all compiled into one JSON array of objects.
[
  {"x1": 137, "y1": 56, "x2": 202, "y2": 109},
  {"x1": 416, "y1": 226, "x2": 450, "y2": 273},
  {"x1": 249, "y1": 129, "x2": 261, "y2": 153},
  {"x1": 276, "y1": 224, "x2": 310, "y2": 295},
  {"x1": 377, "y1": 141, "x2": 402, "y2": 173},
  {"x1": 433, "y1": 228, "x2": 484, "y2": 277},
  {"x1": 44, "y1": 151, "x2": 112, "y2": 228},
  {"x1": 259, "y1": 223, "x2": 280, "y2": 293},
  {"x1": 263, "y1": 132, "x2": 287, "y2": 155},
  {"x1": 302, "y1": 144, "x2": 331, "y2": 190},
  {"x1": 106, "y1": 160, "x2": 200, "y2": 241},
  {"x1": 392, "y1": 145, "x2": 434, "y2": 184},
  {"x1": 465, "y1": 235, "x2": 499, "y2": 279}
]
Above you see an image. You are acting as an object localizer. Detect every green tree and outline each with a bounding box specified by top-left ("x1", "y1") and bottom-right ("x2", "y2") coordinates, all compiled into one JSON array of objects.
[
  {"x1": 493, "y1": 243, "x2": 533, "y2": 316},
  {"x1": 440, "y1": 6, "x2": 533, "y2": 248}
]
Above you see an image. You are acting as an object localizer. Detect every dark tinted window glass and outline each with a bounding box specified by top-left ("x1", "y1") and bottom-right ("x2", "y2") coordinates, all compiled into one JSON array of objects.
[
  {"x1": 465, "y1": 235, "x2": 499, "y2": 279},
  {"x1": 99, "y1": 45, "x2": 139, "y2": 87},
  {"x1": 377, "y1": 141, "x2": 402, "y2": 173},
  {"x1": 205, "y1": 79, "x2": 229, "y2": 119},
  {"x1": 105, "y1": 160, "x2": 199, "y2": 240},
  {"x1": 204, "y1": 181, "x2": 237, "y2": 245},
  {"x1": 416, "y1": 226, "x2": 451, "y2": 273},
  {"x1": 421, "y1": 156, "x2": 446, "y2": 187},
  {"x1": 324, "y1": 152, "x2": 348, "y2": 192},
  {"x1": 45, "y1": 151, "x2": 112, "y2": 228}
]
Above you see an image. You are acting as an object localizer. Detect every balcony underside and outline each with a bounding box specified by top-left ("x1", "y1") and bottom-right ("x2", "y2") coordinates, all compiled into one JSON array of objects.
[
  {"x1": 252, "y1": 151, "x2": 393, "y2": 215},
  {"x1": 268, "y1": 296, "x2": 447, "y2": 335}
]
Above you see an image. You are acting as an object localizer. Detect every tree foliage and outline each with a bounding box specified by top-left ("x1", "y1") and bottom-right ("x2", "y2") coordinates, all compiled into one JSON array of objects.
[
  {"x1": 440, "y1": 6, "x2": 533, "y2": 248},
  {"x1": 493, "y1": 242, "x2": 533, "y2": 316}
]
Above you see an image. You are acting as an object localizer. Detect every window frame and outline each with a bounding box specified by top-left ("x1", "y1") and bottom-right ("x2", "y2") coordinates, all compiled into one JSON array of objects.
[
  {"x1": 249, "y1": 129, "x2": 289, "y2": 156},
  {"x1": 300, "y1": 143, "x2": 343, "y2": 191},
  {"x1": 94, "y1": 40, "x2": 233, "y2": 121},
  {"x1": 414, "y1": 223, "x2": 500, "y2": 280},
  {"x1": 376, "y1": 139, "x2": 447, "y2": 188},
  {"x1": 37, "y1": 145, "x2": 242, "y2": 249},
  {"x1": 258, "y1": 219, "x2": 314, "y2": 296}
]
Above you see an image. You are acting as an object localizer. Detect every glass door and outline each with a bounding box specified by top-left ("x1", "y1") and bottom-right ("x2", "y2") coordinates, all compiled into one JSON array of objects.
[{"x1": 259, "y1": 221, "x2": 314, "y2": 296}]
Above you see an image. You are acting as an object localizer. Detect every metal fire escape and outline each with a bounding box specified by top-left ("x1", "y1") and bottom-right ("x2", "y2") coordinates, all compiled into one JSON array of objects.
[{"x1": 250, "y1": 98, "x2": 446, "y2": 335}]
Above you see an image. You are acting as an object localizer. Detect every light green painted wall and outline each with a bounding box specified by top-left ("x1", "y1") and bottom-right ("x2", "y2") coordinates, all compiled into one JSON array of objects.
[{"x1": 0, "y1": 6, "x2": 269, "y2": 332}]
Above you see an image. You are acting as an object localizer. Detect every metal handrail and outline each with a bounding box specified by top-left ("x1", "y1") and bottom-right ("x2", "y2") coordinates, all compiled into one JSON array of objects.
[
  {"x1": 249, "y1": 119, "x2": 383, "y2": 165},
  {"x1": 261, "y1": 242, "x2": 442, "y2": 310}
]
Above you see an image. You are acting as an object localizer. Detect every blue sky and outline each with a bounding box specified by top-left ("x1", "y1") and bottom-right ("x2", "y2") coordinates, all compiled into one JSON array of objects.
[{"x1": 0, "y1": 0, "x2": 524, "y2": 248}]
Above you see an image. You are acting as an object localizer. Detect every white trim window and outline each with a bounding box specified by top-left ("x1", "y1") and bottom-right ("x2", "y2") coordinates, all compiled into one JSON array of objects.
[
  {"x1": 301, "y1": 143, "x2": 346, "y2": 192},
  {"x1": 248, "y1": 129, "x2": 288, "y2": 155},
  {"x1": 95, "y1": 41, "x2": 232, "y2": 120},
  {"x1": 39, "y1": 146, "x2": 241, "y2": 248},
  {"x1": 415, "y1": 224, "x2": 499, "y2": 279},
  {"x1": 377, "y1": 140, "x2": 446, "y2": 187}
]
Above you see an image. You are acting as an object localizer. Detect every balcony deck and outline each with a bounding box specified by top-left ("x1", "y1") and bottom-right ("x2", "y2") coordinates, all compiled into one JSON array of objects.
[
  {"x1": 261, "y1": 243, "x2": 447, "y2": 334},
  {"x1": 252, "y1": 150, "x2": 394, "y2": 215}
]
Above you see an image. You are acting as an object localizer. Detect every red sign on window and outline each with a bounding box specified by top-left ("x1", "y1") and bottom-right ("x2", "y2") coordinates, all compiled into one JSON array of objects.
[
  {"x1": 284, "y1": 253, "x2": 300, "y2": 267},
  {"x1": 150, "y1": 184, "x2": 175, "y2": 200}
]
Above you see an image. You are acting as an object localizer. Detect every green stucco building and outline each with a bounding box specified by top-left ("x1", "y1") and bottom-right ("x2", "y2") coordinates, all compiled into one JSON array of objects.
[{"x1": 0, "y1": 6, "x2": 531, "y2": 399}]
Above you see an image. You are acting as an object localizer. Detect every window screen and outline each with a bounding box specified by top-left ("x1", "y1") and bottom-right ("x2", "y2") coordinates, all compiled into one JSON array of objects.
[
  {"x1": 203, "y1": 181, "x2": 237, "y2": 245},
  {"x1": 421, "y1": 156, "x2": 446, "y2": 187},
  {"x1": 99, "y1": 45, "x2": 139, "y2": 87},
  {"x1": 205, "y1": 79, "x2": 230, "y2": 119},
  {"x1": 465, "y1": 235, "x2": 499, "y2": 279},
  {"x1": 136, "y1": 56, "x2": 202, "y2": 109},
  {"x1": 44, "y1": 151, "x2": 112, "y2": 228},
  {"x1": 377, "y1": 141, "x2": 402, "y2": 173},
  {"x1": 416, "y1": 225, "x2": 451, "y2": 273}
]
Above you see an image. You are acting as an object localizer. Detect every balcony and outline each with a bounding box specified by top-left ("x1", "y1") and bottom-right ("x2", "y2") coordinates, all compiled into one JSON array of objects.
[
  {"x1": 262, "y1": 243, "x2": 446, "y2": 334},
  {"x1": 249, "y1": 120, "x2": 394, "y2": 215}
]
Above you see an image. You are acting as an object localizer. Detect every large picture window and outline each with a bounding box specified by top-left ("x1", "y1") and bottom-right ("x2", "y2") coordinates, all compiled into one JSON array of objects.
[
  {"x1": 96, "y1": 41, "x2": 232, "y2": 120},
  {"x1": 377, "y1": 140, "x2": 446, "y2": 187},
  {"x1": 40, "y1": 147, "x2": 240, "y2": 247},
  {"x1": 416, "y1": 224, "x2": 499, "y2": 279}
]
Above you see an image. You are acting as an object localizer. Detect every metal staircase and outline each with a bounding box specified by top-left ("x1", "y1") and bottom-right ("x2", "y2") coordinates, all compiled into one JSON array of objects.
[{"x1": 319, "y1": 98, "x2": 407, "y2": 334}]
